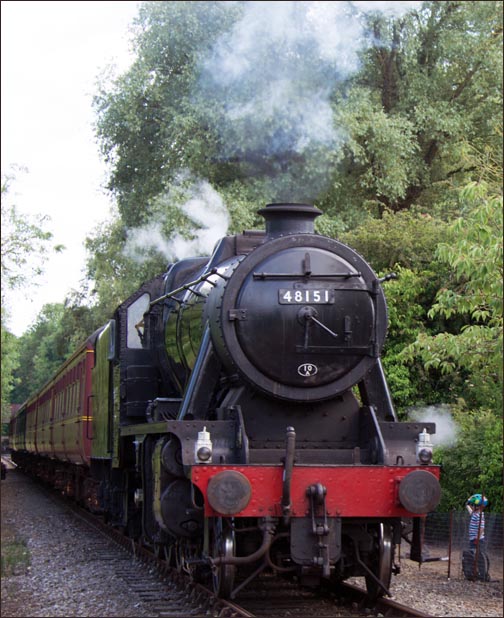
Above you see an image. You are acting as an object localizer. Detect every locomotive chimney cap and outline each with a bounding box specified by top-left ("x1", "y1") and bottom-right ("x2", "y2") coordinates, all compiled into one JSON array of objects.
[
  {"x1": 258, "y1": 203, "x2": 322, "y2": 217},
  {"x1": 258, "y1": 203, "x2": 322, "y2": 237}
]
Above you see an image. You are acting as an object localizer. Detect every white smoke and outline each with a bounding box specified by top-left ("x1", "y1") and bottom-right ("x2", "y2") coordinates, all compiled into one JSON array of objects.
[
  {"x1": 124, "y1": 178, "x2": 230, "y2": 263},
  {"x1": 197, "y1": 1, "x2": 423, "y2": 199},
  {"x1": 408, "y1": 404, "x2": 459, "y2": 448},
  {"x1": 195, "y1": 1, "x2": 422, "y2": 201},
  {"x1": 124, "y1": 223, "x2": 172, "y2": 261},
  {"x1": 170, "y1": 180, "x2": 230, "y2": 260},
  {"x1": 127, "y1": 1, "x2": 424, "y2": 257},
  {"x1": 352, "y1": 1, "x2": 422, "y2": 17}
]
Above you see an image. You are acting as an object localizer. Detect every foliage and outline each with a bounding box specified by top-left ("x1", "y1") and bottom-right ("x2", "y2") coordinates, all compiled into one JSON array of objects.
[
  {"x1": 93, "y1": 1, "x2": 243, "y2": 228},
  {"x1": 340, "y1": 208, "x2": 448, "y2": 272},
  {"x1": 93, "y1": 2, "x2": 501, "y2": 234},
  {"x1": 1, "y1": 172, "x2": 63, "y2": 294},
  {"x1": 340, "y1": 211, "x2": 453, "y2": 413},
  {"x1": 403, "y1": 182, "x2": 503, "y2": 411},
  {"x1": 1, "y1": 315, "x2": 18, "y2": 422},
  {"x1": 397, "y1": 180, "x2": 503, "y2": 511},
  {"x1": 322, "y1": 0, "x2": 503, "y2": 224},
  {"x1": 376, "y1": 267, "x2": 432, "y2": 410},
  {"x1": 1, "y1": 171, "x2": 63, "y2": 420},
  {"x1": 83, "y1": 217, "x2": 160, "y2": 324},
  {"x1": 434, "y1": 405, "x2": 503, "y2": 513},
  {"x1": 10, "y1": 302, "x2": 97, "y2": 405},
  {"x1": 331, "y1": 88, "x2": 421, "y2": 214}
]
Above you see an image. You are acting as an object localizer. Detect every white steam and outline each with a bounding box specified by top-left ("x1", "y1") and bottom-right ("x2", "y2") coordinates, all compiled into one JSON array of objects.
[
  {"x1": 196, "y1": 1, "x2": 423, "y2": 200},
  {"x1": 352, "y1": 1, "x2": 423, "y2": 16},
  {"x1": 200, "y1": 1, "x2": 422, "y2": 159},
  {"x1": 128, "y1": 1, "x2": 425, "y2": 254},
  {"x1": 124, "y1": 179, "x2": 229, "y2": 263},
  {"x1": 408, "y1": 404, "x2": 459, "y2": 448},
  {"x1": 170, "y1": 180, "x2": 230, "y2": 259}
]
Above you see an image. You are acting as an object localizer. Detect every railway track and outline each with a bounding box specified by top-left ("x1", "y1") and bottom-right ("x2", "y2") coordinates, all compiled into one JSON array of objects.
[
  {"x1": 231, "y1": 572, "x2": 434, "y2": 617},
  {"x1": 68, "y1": 507, "x2": 436, "y2": 616},
  {"x1": 5, "y1": 468, "x2": 433, "y2": 618}
]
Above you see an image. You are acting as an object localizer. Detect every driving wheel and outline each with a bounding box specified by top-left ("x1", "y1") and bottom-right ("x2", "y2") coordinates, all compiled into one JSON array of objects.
[
  {"x1": 211, "y1": 517, "x2": 236, "y2": 598},
  {"x1": 365, "y1": 522, "x2": 393, "y2": 599}
]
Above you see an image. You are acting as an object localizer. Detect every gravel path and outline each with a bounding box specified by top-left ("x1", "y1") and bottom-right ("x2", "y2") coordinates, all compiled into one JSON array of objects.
[
  {"x1": 1, "y1": 470, "x2": 153, "y2": 617},
  {"x1": 1, "y1": 468, "x2": 502, "y2": 617}
]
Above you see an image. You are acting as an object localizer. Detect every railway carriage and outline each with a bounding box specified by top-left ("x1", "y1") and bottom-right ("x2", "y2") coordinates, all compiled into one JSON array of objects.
[
  {"x1": 11, "y1": 203, "x2": 441, "y2": 599},
  {"x1": 11, "y1": 337, "x2": 95, "y2": 489}
]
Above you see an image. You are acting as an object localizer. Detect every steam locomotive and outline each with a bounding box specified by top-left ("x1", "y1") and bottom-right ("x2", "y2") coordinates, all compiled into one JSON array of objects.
[{"x1": 10, "y1": 203, "x2": 441, "y2": 599}]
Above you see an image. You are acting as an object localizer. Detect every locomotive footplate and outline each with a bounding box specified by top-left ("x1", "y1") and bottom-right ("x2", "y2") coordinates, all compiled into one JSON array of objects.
[{"x1": 290, "y1": 483, "x2": 341, "y2": 577}]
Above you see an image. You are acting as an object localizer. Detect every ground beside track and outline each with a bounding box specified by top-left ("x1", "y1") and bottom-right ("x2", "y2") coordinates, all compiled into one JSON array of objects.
[{"x1": 1, "y1": 470, "x2": 155, "y2": 617}]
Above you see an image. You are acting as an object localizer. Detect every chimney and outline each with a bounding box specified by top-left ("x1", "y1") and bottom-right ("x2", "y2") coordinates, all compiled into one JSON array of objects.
[{"x1": 258, "y1": 203, "x2": 322, "y2": 238}]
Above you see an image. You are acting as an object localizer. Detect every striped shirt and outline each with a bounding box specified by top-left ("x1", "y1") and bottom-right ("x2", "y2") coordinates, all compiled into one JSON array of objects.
[{"x1": 469, "y1": 510, "x2": 485, "y2": 541}]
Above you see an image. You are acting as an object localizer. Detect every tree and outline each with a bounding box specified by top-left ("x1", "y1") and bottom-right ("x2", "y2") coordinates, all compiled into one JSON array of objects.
[
  {"x1": 322, "y1": 0, "x2": 503, "y2": 225},
  {"x1": 10, "y1": 302, "x2": 97, "y2": 405},
  {"x1": 1, "y1": 310, "x2": 18, "y2": 423},
  {"x1": 1, "y1": 172, "x2": 61, "y2": 294},
  {"x1": 340, "y1": 210, "x2": 453, "y2": 412},
  {"x1": 340, "y1": 208, "x2": 448, "y2": 272},
  {"x1": 397, "y1": 180, "x2": 503, "y2": 513},
  {"x1": 1, "y1": 171, "x2": 62, "y2": 421},
  {"x1": 403, "y1": 182, "x2": 502, "y2": 411},
  {"x1": 83, "y1": 216, "x2": 163, "y2": 325},
  {"x1": 93, "y1": 1, "x2": 243, "y2": 228},
  {"x1": 433, "y1": 405, "x2": 503, "y2": 513},
  {"x1": 93, "y1": 1, "x2": 502, "y2": 237}
]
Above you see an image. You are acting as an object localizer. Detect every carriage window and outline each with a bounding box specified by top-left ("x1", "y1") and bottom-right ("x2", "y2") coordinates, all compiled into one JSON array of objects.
[{"x1": 127, "y1": 293, "x2": 150, "y2": 349}]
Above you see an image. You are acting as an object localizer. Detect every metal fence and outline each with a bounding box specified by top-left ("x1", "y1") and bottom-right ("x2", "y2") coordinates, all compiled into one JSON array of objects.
[{"x1": 402, "y1": 512, "x2": 503, "y2": 581}]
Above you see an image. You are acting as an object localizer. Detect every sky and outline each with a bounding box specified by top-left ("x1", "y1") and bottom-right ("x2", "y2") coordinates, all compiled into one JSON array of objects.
[{"x1": 1, "y1": 0, "x2": 141, "y2": 336}]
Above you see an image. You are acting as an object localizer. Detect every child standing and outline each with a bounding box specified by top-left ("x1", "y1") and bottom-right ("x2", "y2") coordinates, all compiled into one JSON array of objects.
[{"x1": 466, "y1": 493, "x2": 488, "y2": 550}]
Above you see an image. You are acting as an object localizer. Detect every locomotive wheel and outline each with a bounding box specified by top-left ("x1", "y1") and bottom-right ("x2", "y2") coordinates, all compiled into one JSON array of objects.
[
  {"x1": 211, "y1": 517, "x2": 236, "y2": 598},
  {"x1": 365, "y1": 523, "x2": 393, "y2": 599}
]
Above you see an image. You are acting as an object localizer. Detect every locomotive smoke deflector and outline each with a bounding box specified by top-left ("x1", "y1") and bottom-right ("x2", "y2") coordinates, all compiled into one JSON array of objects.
[{"x1": 258, "y1": 203, "x2": 322, "y2": 237}]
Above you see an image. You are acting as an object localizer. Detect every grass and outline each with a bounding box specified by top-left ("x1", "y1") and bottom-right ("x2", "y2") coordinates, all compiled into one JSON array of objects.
[{"x1": 1, "y1": 534, "x2": 31, "y2": 576}]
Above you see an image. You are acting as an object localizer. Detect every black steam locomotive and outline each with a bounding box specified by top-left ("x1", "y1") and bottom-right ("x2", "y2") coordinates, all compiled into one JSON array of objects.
[{"x1": 10, "y1": 203, "x2": 441, "y2": 599}]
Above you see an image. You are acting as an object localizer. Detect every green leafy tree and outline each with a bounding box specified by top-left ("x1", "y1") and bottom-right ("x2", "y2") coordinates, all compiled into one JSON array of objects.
[
  {"x1": 323, "y1": 0, "x2": 503, "y2": 225},
  {"x1": 1, "y1": 310, "x2": 18, "y2": 424},
  {"x1": 83, "y1": 217, "x2": 163, "y2": 325},
  {"x1": 10, "y1": 304, "x2": 65, "y2": 404},
  {"x1": 434, "y1": 405, "x2": 503, "y2": 513},
  {"x1": 10, "y1": 302, "x2": 97, "y2": 405},
  {"x1": 93, "y1": 1, "x2": 243, "y2": 228},
  {"x1": 1, "y1": 172, "x2": 61, "y2": 293},
  {"x1": 340, "y1": 208, "x2": 448, "y2": 272},
  {"x1": 376, "y1": 267, "x2": 436, "y2": 411},
  {"x1": 400, "y1": 181, "x2": 503, "y2": 512},
  {"x1": 1, "y1": 171, "x2": 63, "y2": 421},
  {"x1": 93, "y1": 1, "x2": 501, "y2": 239},
  {"x1": 404, "y1": 182, "x2": 503, "y2": 411},
  {"x1": 340, "y1": 210, "x2": 453, "y2": 412}
]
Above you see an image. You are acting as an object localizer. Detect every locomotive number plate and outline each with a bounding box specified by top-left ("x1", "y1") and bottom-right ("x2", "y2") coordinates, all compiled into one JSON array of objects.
[{"x1": 279, "y1": 289, "x2": 334, "y2": 304}]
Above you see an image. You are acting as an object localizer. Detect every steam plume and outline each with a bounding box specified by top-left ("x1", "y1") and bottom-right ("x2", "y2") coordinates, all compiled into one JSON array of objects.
[
  {"x1": 408, "y1": 404, "x2": 459, "y2": 448},
  {"x1": 197, "y1": 1, "x2": 423, "y2": 201},
  {"x1": 124, "y1": 178, "x2": 229, "y2": 262}
]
